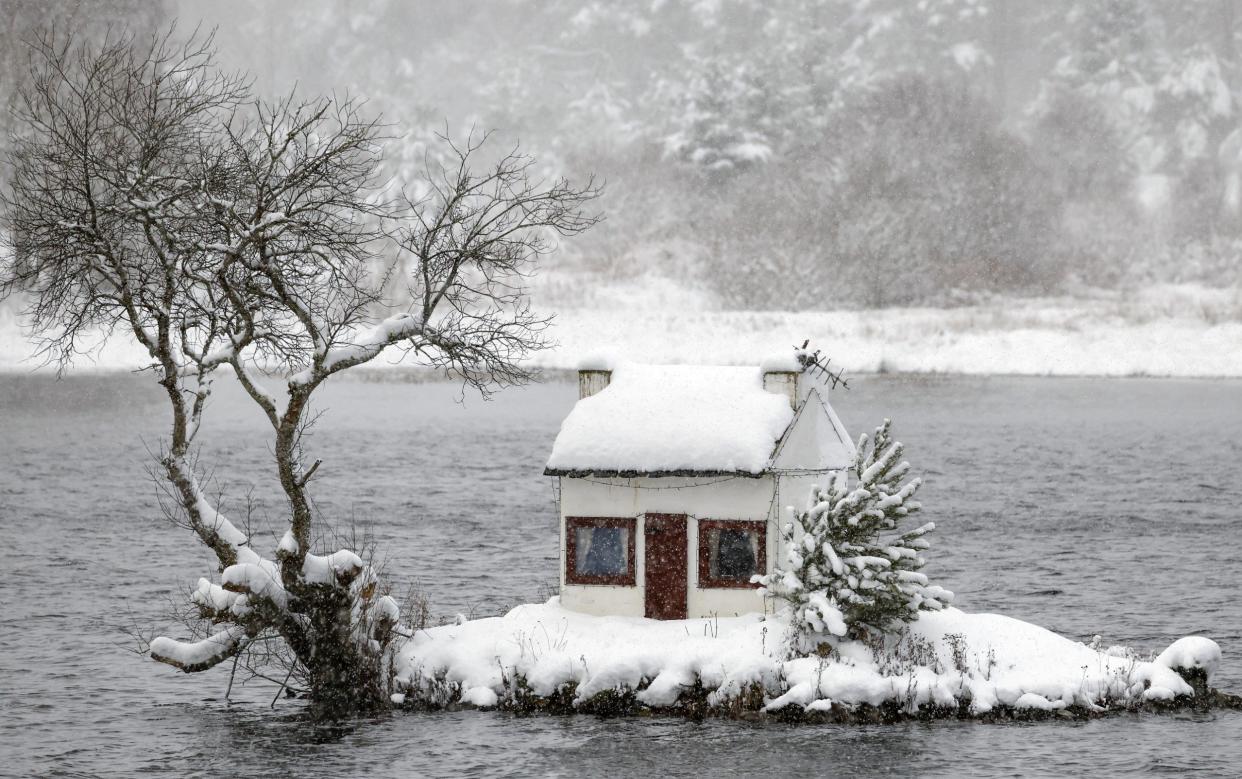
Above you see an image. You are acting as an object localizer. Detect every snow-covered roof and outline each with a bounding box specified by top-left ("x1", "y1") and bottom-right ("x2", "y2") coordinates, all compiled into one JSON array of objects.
[{"x1": 544, "y1": 362, "x2": 796, "y2": 476}]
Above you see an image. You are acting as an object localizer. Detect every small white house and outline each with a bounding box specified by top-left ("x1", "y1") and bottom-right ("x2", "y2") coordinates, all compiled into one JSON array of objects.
[{"x1": 544, "y1": 357, "x2": 855, "y2": 620}]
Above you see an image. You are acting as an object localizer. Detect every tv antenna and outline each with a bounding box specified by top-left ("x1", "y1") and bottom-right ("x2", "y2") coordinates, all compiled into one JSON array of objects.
[{"x1": 796, "y1": 339, "x2": 849, "y2": 390}]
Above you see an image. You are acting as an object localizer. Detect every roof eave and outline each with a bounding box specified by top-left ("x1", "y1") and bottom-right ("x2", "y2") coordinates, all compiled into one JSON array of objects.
[{"x1": 543, "y1": 467, "x2": 769, "y2": 479}]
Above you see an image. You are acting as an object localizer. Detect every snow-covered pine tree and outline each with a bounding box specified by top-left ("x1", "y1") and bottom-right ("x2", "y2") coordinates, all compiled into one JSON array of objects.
[{"x1": 757, "y1": 419, "x2": 953, "y2": 650}]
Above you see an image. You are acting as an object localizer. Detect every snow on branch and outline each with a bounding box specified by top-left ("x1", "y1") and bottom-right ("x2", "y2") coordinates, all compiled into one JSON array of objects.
[
  {"x1": 303, "y1": 550, "x2": 365, "y2": 586},
  {"x1": 150, "y1": 625, "x2": 247, "y2": 673},
  {"x1": 221, "y1": 561, "x2": 289, "y2": 610},
  {"x1": 192, "y1": 490, "x2": 248, "y2": 549},
  {"x1": 290, "y1": 312, "x2": 424, "y2": 385},
  {"x1": 191, "y1": 577, "x2": 251, "y2": 621}
]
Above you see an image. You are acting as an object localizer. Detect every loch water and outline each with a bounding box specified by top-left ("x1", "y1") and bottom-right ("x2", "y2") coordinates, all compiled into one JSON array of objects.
[{"x1": 1, "y1": 374, "x2": 1240, "y2": 778}]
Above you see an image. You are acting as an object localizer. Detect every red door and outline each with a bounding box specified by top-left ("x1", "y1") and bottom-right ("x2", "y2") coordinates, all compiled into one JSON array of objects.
[{"x1": 644, "y1": 513, "x2": 688, "y2": 620}]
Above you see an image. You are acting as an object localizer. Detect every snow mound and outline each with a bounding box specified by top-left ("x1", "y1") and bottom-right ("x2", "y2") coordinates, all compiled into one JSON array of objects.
[
  {"x1": 545, "y1": 362, "x2": 794, "y2": 475},
  {"x1": 394, "y1": 600, "x2": 1211, "y2": 716},
  {"x1": 1013, "y1": 692, "x2": 1066, "y2": 711},
  {"x1": 1155, "y1": 636, "x2": 1221, "y2": 681}
]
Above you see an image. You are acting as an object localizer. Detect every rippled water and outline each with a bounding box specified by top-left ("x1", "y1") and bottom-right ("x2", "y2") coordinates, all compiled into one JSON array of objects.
[{"x1": 2, "y1": 374, "x2": 1240, "y2": 777}]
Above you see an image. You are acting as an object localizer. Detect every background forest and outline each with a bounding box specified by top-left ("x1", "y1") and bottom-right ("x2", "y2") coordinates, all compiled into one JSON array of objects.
[{"x1": 3, "y1": 0, "x2": 1242, "y2": 315}]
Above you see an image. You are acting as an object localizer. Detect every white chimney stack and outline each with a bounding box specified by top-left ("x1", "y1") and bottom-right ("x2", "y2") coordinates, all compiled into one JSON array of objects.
[
  {"x1": 762, "y1": 369, "x2": 799, "y2": 410},
  {"x1": 577, "y1": 353, "x2": 615, "y2": 399},
  {"x1": 578, "y1": 369, "x2": 612, "y2": 399},
  {"x1": 760, "y1": 351, "x2": 803, "y2": 410}
]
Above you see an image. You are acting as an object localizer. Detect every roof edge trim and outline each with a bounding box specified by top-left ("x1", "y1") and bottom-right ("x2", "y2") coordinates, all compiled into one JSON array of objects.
[{"x1": 544, "y1": 467, "x2": 768, "y2": 479}]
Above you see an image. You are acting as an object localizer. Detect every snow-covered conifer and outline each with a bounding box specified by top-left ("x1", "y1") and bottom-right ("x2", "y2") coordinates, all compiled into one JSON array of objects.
[{"x1": 757, "y1": 419, "x2": 953, "y2": 650}]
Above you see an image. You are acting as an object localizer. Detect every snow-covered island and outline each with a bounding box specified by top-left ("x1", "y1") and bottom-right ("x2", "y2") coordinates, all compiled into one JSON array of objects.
[
  {"x1": 388, "y1": 356, "x2": 1237, "y2": 722},
  {"x1": 392, "y1": 600, "x2": 1227, "y2": 721}
]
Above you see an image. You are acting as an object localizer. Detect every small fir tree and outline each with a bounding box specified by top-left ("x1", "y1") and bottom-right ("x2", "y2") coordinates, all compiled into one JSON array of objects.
[{"x1": 757, "y1": 419, "x2": 953, "y2": 650}]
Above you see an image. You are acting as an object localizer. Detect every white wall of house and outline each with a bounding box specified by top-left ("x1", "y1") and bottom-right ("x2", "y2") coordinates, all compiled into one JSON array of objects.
[
  {"x1": 559, "y1": 475, "x2": 788, "y2": 618},
  {"x1": 561, "y1": 474, "x2": 774, "y2": 519}
]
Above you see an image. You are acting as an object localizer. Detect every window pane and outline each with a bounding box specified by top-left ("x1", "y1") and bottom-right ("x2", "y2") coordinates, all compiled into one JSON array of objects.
[
  {"x1": 711, "y1": 527, "x2": 758, "y2": 580},
  {"x1": 574, "y1": 525, "x2": 628, "y2": 577}
]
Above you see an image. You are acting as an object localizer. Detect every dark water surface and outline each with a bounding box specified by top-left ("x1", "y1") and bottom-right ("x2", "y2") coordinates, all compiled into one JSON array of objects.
[{"x1": 1, "y1": 374, "x2": 1240, "y2": 777}]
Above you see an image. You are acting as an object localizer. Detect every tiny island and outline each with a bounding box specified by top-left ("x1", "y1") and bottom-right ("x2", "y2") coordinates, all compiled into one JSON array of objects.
[{"x1": 391, "y1": 353, "x2": 1235, "y2": 721}]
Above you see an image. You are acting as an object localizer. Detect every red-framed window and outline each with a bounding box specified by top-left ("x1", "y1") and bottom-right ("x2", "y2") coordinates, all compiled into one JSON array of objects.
[
  {"x1": 698, "y1": 519, "x2": 766, "y2": 589},
  {"x1": 565, "y1": 516, "x2": 637, "y2": 586}
]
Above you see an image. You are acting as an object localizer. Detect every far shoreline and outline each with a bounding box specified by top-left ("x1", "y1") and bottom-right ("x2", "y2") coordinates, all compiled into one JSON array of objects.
[{"x1": 4, "y1": 366, "x2": 1241, "y2": 382}]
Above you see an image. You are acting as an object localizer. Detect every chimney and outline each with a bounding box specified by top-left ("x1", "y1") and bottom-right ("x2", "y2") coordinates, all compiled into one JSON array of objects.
[
  {"x1": 763, "y1": 369, "x2": 799, "y2": 410},
  {"x1": 761, "y1": 349, "x2": 808, "y2": 410},
  {"x1": 579, "y1": 369, "x2": 612, "y2": 399},
  {"x1": 577, "y1": 353, "x2": 615, "y2": 399}
]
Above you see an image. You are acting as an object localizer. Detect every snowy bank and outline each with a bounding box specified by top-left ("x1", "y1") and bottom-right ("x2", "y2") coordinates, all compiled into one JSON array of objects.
[
  {"x1": 4, "y1": 285, "x2": 1241, "y2": 377},
  {"x1": 536, "y1": 287, "x2": 1242, "y2": 377},
  {"x1": 394, "y1": 600, "x2": 1230, "y2": 720}
]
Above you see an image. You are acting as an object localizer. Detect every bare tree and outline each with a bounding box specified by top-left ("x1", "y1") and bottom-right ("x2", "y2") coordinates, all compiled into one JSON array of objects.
[{"x1": 1, "y1": 26, "x2": 600, "y2": 713}]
